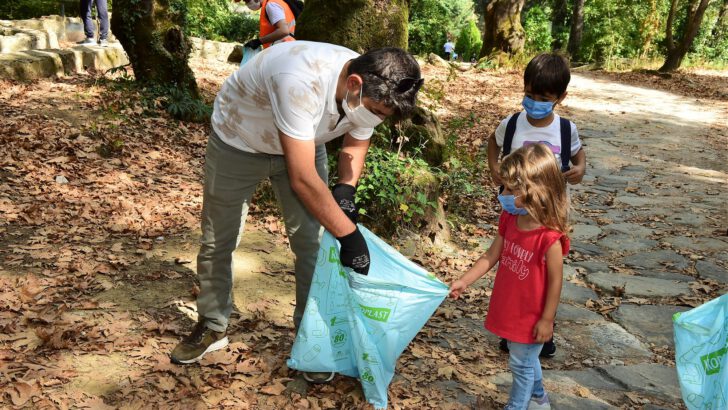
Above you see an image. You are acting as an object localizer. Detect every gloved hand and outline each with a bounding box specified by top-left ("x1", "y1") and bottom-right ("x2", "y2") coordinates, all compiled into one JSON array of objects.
[
  {"x1": 244, "y1": 38, "x2": 262, "y2": 49},
  {"x1": 337, "y1": 226, "x2": 370, "y2": 275},
  {"x1": 332, "y1": 183, "x2": 358, "y2": 223}
]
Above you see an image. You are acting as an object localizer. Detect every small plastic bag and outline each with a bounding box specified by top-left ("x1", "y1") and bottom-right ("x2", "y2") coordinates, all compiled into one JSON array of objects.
[
  {"x1": 673, "y1": 294, "x2": 728, "y2": 410},
  {"x1": 287, "y1": 225, "x2": 449, "y2": 409}
]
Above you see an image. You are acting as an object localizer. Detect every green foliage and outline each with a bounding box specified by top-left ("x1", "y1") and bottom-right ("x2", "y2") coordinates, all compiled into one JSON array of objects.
[
  {"x1": 523, "y1": 4, "x2": 553, "y2": 54},
  {"x1": 687, "y1": 1, "x2": 728, "y2": 65},
  {"x1": 455, "y1": 20, "x2": 483, "y2": 61},
  {"x1": 185, "y1": 0, "x2": 258, "y2": 42},
  {"x1": 408, "y1": 0, "x2": 474, "y2": 56},
  {"x1": 352, "y1": 147, "x2": 439, "y2": 234},
  {"x1": 161, "y1": 87, "x2": 212, "y2": 122}
]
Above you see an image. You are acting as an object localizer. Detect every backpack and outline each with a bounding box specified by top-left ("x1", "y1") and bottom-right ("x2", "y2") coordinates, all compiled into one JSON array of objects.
[
  {"x1": 284, "y1": 0, "x2": 304, "y2": 18},
  {"x1": 502, "y1": 112, "x2": 572, "y2": 172}
]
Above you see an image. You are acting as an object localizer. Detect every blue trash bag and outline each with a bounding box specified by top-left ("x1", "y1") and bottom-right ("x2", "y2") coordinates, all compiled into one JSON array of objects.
[
  {"x1": 673, "y1": 294, "x2": 728, "y2": 410},
  {"x1": 240, "y1": 46, "x2": 260, "y2": 67},
  {"x1": 287, "y1": 225, "x2": 449, "y2": 409}
]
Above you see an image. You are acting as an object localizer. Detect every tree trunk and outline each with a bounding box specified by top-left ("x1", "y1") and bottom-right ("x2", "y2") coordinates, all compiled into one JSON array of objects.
[
  {"x1": 711, "y1": 0, "x2": 728, "y2": 42},
  {"x1": 111, "y1": 0, "x2": 199, "y2": 98},
  {"x1": 479, "y1": 0, "x2": 526, "y2": 57},
  {"x1": 551, "y1": 0, "x2": 569, "y2": 50},
  {"x1": 659, "y1": 0, "x2": 712, "y2": 72},
  {"x1": 567, "y1": 0, "x2": 585, "y2": 60},
  {"x1": 295, "y1": 0, "x2": 409, "y2": 52}
]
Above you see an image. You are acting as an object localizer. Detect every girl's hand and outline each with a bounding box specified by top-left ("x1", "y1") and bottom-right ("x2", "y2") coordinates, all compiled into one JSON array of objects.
[
  {"x1": 532, "y1": 318, "x2": 554, "y2": 343},
  {"x1": 449, "y1": 280, "x2": 467, "y2": 299}
]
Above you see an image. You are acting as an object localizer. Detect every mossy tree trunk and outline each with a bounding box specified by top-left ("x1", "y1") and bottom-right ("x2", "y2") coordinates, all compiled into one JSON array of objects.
[
  {"x1": 111, "y1": 0, "x2": 199, "y2": 98},
  {"x1": 479, "y1": 0, "x2": 525, "y2": 57},
  {"x1": 295, "y1": 0, "x2": 409, "y2": 51}
]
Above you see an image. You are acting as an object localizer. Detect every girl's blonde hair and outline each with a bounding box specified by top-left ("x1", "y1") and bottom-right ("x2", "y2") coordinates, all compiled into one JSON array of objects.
[{"x1": 499, "y1": 143, "x2": 570, "y2": 234}]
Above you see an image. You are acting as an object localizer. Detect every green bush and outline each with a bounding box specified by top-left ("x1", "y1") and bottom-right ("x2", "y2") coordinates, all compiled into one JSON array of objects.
[
  {"x1": 354, "y1": 147, "x2": 439, "y2": 234},
  {"x1": 186, "y1": 0, "x2": 258, "y2": 42},
  {"x1": 523, "y1": 4, "x2": 553, "y2": 54},
  {"x1": 455, "y1": 20, "x2": 483, "y2": 61}
]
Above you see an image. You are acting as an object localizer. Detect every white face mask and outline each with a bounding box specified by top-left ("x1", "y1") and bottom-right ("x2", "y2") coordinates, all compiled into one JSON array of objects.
[
  {"x1": 245, "y1": 0, "x2": 262, "y2": 11},
  {"x1": 342, "y1": 86, "x2": 384, "y2": 129}
]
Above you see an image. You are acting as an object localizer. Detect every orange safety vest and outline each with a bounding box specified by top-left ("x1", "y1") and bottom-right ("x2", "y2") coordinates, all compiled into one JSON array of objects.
[{"x1": 260, "y1": 0, "x2": 296, "y2": 49}]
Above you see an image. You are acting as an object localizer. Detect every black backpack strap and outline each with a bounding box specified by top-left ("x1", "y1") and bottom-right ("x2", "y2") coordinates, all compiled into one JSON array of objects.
[
  {"x1": 559, "y1": 117, "x2": 571, "y2": 172},
  {"x1": 502, "y1": 112, "x2": 520, "y2": 157}
]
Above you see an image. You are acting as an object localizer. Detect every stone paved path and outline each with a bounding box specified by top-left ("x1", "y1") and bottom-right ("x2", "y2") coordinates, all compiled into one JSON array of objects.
[{"x1": 483, "y1": 73, "x2": 728, "y2": 409}]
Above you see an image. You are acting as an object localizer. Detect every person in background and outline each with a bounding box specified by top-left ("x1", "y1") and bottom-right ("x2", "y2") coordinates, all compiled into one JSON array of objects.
[
  {"x1": 77, "y1": 0, "x2": 108, "y2": 46},
  {"x1": 241, "y1": 0, "x2": 297, "y2": 50},
  {"x1": 443, "y1": 39, "x2": 455, "y2": 61}
]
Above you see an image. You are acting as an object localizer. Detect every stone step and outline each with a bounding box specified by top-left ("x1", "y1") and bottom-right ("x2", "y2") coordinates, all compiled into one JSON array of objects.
[
  {"x1": 0, "y1": 28, "x2": 59, "y2": 53},
  {"x1": 2, "y1": 15, "x2": 104, "y2": 43},
  {"x1": 0, "y1": 44, "x2": 128, "y2": 81}
]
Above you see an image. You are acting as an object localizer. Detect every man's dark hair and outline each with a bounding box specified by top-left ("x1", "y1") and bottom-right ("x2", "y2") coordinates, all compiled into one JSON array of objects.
[
  {"x1": 523, "y1": 53, "x2": 571, "y2": 97},
  {"x1": 347, "y1": 47, "x2": 422, "y2": 119}
]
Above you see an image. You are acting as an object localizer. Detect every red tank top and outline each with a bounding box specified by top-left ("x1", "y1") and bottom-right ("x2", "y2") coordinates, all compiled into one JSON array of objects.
[{"x1": 485, "y1": 211, "x2": 569, "y2": 344}]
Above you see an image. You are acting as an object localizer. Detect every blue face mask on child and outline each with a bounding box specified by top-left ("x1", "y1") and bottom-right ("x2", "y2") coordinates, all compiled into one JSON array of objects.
[
  {"x1": 498, "y1": 194, "x2": 528, "y2": 215},
  {"x1": 522, "y1": 96, "x2": 554, "y2": 119}
]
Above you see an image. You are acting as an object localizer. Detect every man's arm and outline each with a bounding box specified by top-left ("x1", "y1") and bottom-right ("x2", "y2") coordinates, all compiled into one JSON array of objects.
[
  {"x1": 337, "y1": 133, "x2": 370, "y2": 185},
  {"x1": 279, "y1": 131, "x2": 355, "y2": 237}
]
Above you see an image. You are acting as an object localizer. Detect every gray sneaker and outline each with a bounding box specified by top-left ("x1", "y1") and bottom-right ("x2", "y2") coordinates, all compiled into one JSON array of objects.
[
  {"x1": 303, "y1": 371, "x2": 335, "y2": 384},
  {"x1": 98, "y1": 39, "x2": 109, "y2": 47},
  {"x1": 170, "y1": 322, "x2": 228, "y2": 364},
  {"x1": 527, "y1": 394, "x2": 551, "y2": 410},
  {"x1": 77, "y1": 38, "x2": 96, "y2": 45}
]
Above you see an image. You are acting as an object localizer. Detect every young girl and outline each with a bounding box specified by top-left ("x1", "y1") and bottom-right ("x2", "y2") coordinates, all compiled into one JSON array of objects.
[{"x1": 450, "y1": 143, "x2": 570, "y2": 410}]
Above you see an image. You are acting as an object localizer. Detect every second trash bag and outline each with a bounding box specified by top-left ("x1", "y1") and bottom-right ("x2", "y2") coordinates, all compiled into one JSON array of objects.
[{"x1": 287, "y1": 225, "x2": 449, "y2": 409}]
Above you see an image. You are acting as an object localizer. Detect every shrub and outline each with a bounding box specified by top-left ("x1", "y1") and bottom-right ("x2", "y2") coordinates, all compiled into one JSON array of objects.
[
  {"x1": 455, "y1": 20, "x2": 483, "y2": 61},
  {"x1": 186, "y1": 0, "x2": 258, "y2": 42}
]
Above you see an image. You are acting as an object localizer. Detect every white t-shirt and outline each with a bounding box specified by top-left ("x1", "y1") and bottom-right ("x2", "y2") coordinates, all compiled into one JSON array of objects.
[
  {"x1": 265, "y1": 2, "x2": 286, "y2": 25},
  {"x1": 494, "y1": 111, "x2": 581, "y2": 165},
  {"x1": 443, "y1": 42, "x2": 455, "y2": 53},
  {"x1": 211, "y1": 41, "x2": 374, "y2": 154}
]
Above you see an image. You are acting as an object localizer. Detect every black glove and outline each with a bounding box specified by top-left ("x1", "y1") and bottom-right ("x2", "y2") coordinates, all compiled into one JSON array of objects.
[
  {"x1": 337, "y1": 227, "x2": 370, "y2": 275},
  {"x1": 332, "y1": 183, "x2": 358, "y2": 223},
  {"x1": 244, "y1": 38, "x2": 262, "y2": 49}
]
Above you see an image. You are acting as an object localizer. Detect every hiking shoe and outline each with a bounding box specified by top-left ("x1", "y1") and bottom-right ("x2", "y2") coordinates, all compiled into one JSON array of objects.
[
  {"x1": 77, "y1": 38, "x2": 96, "y2": 45},
  {"x1": 540, "y1": 338, "x2": 556, "y2": 358},
  {"x1": 499, "y1": 338, "x2": 509, "y2": 353},
  {"x1": 527, "y1": 394, "x2": 551, "y2": 410},
  {"x1": 98, "y1": 39, "x2": 109, "y2": 47},
  {"x1": 170, "y1": 322, "x2": 228, "y2": 364},
  {"x1": 302, "y1": 371, "x2": 335, "y2": 384}
]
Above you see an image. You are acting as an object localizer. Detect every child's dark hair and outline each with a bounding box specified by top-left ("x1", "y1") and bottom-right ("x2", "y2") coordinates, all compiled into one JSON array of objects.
[{"x1": 523, "y1": 53, "x2": 571, "y2": 97}]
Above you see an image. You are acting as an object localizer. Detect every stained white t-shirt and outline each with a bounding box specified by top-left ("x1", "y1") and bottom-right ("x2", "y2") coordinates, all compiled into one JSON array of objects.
[
  {"x1": 494, "y1": 111, "x2": 581, "y2": 164},
  {"x1": 211, "y1": 41, "x2": 373, "y2": 154}
]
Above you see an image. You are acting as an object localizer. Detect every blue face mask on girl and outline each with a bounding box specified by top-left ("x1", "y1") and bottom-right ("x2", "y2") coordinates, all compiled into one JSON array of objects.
[
  {"x1": 497, "y1": 194, "x2": 528, "y2": 215},
  {"x1": 522, "y1": 96, "x2": 554, "y2": 119}
]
